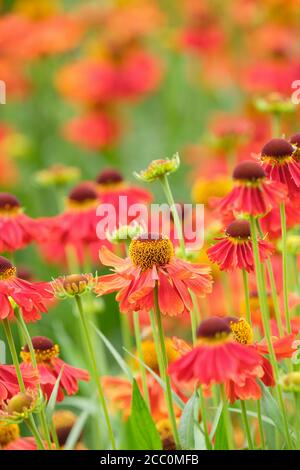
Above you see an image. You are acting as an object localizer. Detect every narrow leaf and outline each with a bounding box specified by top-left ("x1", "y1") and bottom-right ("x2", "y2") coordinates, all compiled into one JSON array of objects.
[
  {"x1": 92, "y1": 323, "x2": 133, "y2": 380},
  {"x1": 178, "y1": 392, "x2": 198, "y2": 450},
  {"x1": 128, "y1": 379, "x2": 162, "y2": 450},
  {"x1": 46, "y1": 367, "x2": 64, "y2": 424},
  {"x1": 64, "y1": 409, "x2": 90, "y2": 450}
]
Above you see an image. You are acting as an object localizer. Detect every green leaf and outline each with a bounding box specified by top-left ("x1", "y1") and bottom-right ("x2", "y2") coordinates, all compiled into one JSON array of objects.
[
  {"x1": 128, "y1": 379, "x2": 162, "y2": 450},
  {"x1": 92, "y1": 324, "x2": 133, "y2": 380},
  {"x1": 260, "y1": 382, "x2": 294, "y2": 448},
  {"x1": 209, "y1": 402, "x2": 223, "y2": 440},
  {"x1": 64, "y1": 409, "x2": 90, "y2": 450},
  {"x1": 213, "y1": 408, "x2": 229, "y2": 450},
  {"x1": 178, "y1": 392, "x2": 198, "y2": 450},
  {"x1": 124, "y1": 348, "x2": 185, "y2": 410},
  {"x1": 46, "y1": 367, "x2": 64, "y2": 425}
]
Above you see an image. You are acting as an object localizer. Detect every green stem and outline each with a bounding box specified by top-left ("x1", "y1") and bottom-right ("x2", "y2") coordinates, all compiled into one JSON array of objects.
[
  {"x1": 256, "y1": 400, "x2": 266, "y2": 450},
  {"x1": 133, "y1": 311, "x2": 150, "y2": 409},
  {"x1": 153, "y1": 286, "x2": 180, "y2": 448},
  {"x1": 15, "y1": 309, "x2": 52, "y2": 449},
  {"x1": 280, "y1": 203, "x2": 291, "y2": 334},
  {"x1": 271, "y1": 112, "x2": 281, "y2": 137},
  {"x1": 242, "y1": 269, "x2": 252, "y2": 326},
  {"x1": 256, "y1": 219, "x2": 284, "y2": 336},
  {"x1": 240, "y1": 400, "x2": 253, "y2": 450},
  {"x1": 160, "y1": 175, "x2": 186, "y2": 257},
  {"x1": 221, "y1": 271, "x2": 234, "y2": 315},
  {"x1": 220, "y1": 384, "x2": 234, "y2": 450},
  {"x1": 160, "y1": 174, "x2": 199, "y2": 344},
  {"x1": 266, "y1": 259, "x2": 284, "y2": 337},
  {"x1": 75, "y1": 295, "x2": 116, "y2": 450},
  {"x1": 2, "y1": 319, "x2": 25, "y2": 392},
  {"x1": 120, "y1": 313, "x2": 132, "y2": 357},
  {"x1": 249, "y1": 216, "x2": 293, "y2": 449},
  {"x1": 2, "y1": 319, "x2": 46, "y2": 450},
  {"x1": 199, "y1": 386, "x2": 211, "y2": 450},
  {"x1": 26, "y1": 418, "x2": 46, "y2": 450},
  {"x1": 149, "y1": 310, "x2": 164, "y2": 373}
]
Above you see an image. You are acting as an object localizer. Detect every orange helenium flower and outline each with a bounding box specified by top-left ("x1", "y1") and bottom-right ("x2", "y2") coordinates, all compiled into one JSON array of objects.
[{"x1": 95, "y1": 233, "x2": 212, "y2": 316}]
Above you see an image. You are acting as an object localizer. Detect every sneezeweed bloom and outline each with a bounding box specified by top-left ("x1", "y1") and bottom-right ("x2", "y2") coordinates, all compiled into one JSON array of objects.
[
  {"x1": 216, "y1": 160, "x2": 287, "y2": 217},
  {"x1": 0, "y1": 390, "x2": 41, "y2": 424},
  {"x1": 131, "y1": 338, "x2": 180, "y2": 373},
  {"x1": 95, "y1": 168, "x2": 152, "y2": 207},
  {"x1": 40, "y1": 184, "x2": 107, "y2": 266},
  {"x1": 254, "y1": 92, "x2": 296, "y2": 116},
  {"x1": 225, "y1": 317, "x2": 298, "y2": 402},
  {"x1": 134, "y1": 154, "x2": 180, "y2": 183},
  {"x1": 0, "y1": 256, "x2": 53, "y2": 322},
  {"x1": 156, "y1": 419, "x2": 176, "y2": 451},
  {"x1": 94, "y1": 233, "x2": 212, "y2": 316},
  {"x1": 207, "y1": 220, "x2": 273, "y2": 272},
  {"x1": 106, "y1": 222, "x2": 145, "y2": 246},
  {"x1": 20, "y1": 336, "x2": 90, "y2": 401},
  {"x1": 280, "y1": 372, "x2": 300, "y2": 393},
  {"x1": 63, "y1": 111, "x2": 120, "y2": 151},
  {"x1": 168, "y1": 316, "x2": 262, "y2": 387},
  {"x1": 290, "y1": 132, "x2": 300, "y2": 158},
  {"x1": 52, "y1": 273, "x2": 95, "y2": 299},
  {"x1": 4, "y1": 436, "x2": 48, "y2": 451},
  {"x1": 0, "y1": 192, "x2": 48, "y2": 252},
  {"x1": 52, "y1": 410, "x2": 80, "y2": 449},
  {"x1": 102, "y1": 372, "x2": 183, "y2": 422},
  {"x1": 51, "y1": 183, "x2": 100, "y2": 244},
  {"x1": 0, "y1": 422, "x2": 20, "y2": 449},
  {"x1": 35, "y1": 164, "x2": 81, "y2": 188},
  {"x1": 259, "y1": 138, "x2": 300, "y2": 196},
  {"x1": 0, "y1": 364, "x2": 38, "y2": 401}
]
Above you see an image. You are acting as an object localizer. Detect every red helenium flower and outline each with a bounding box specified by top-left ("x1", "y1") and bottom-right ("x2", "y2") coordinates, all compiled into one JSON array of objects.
[
  {"x1": 216, "y1": 160, "x2": 287, "y2": 217},
  {"x1": 20, "y1": 336, "x2": 90, "y2": 402},
  {"x1": 0, "y1": 256, "x2": 53, "y2": 322},
  {"x1": 207, "y1": 219, "x2": 273, "y2": 272},
  {"x1": 0, "y1": 364, "x2": 38, "y2": 401},
  {"x1": 0, "y1": 193, "x2": 49, "y2": 252},
  {"x1": 168, "y1": 317, "x2": 262, "y2": 387}
]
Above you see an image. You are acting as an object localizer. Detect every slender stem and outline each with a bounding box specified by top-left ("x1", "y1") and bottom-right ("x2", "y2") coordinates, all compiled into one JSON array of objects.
[
  {"x1": 160, "y1": 174, "x2": 199, "y2": 345},
  {"x1": 266, "y1": 259, "x2": 284, "y2": 337},
  {"x1": 120, "y1": 313, "x2": 132, "y2": 356},
  {"x1": 2, "y1": 319, "x2": 25, "y2": 392},
  {"x1": 199, "y1": 386, "x2": 211, "y2": 450},
  {"x1": 2, "y1": 319, "x2": 46, "y2": 450},
  {"x1": 153, "y1": 286, "x2": 180, "y2": 448},
  {"x1": 50, "y1": 422, "x2": 60, "y2": 450},
  {"x1": 133, "y1": 311, "x2": 150, "y2": 409},
  {"x1": 240, "y1": 400, "x2": 253, "y2": 450},
  {"x1": 26, "y1": 418, "x2": 45, "y2": 450},
  {"x1": 242, "y1": 269, "x2": 252, "y2": 326},
  {"x1": 256, "y1": 400, "x2": 266, "y2": 450},
  {"x1": 271, "y1": 112, "x2": 281, "y2": 138},
  {"x1": 15, "y1": 309, "x2": 52, "y2": 449},
  {"x1": 149, "y1": 309, "x2": 163, "y2": 373},
  {"x1": 220, "y1": 384, "x2": 234, "y2": 450},
  {"x1": 280, "y1": 203, "x2": 291, "y2": 333},
  {"x1": 256, "y1": 219, "x2": 284, "y2": 336},
  {"x1": 160, "y1": 175, "x2": 186, "y2": 257},
  {"x1": 221, "y1": 271, "x2": 234, "y2": 315},
  {"x1": 249, "y1": 216, "x2": 293, "y2": 449},
  {"x1": 75, "y1": 295, "x2": 116, "y2": 450}
]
